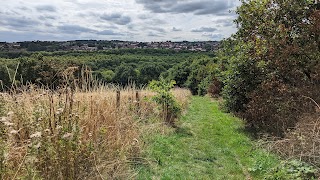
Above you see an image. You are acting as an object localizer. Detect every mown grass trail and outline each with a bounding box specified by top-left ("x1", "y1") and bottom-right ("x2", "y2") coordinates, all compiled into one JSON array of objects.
[{"x1": 137, "y1": 96, "x2": 279, "y2": 179}]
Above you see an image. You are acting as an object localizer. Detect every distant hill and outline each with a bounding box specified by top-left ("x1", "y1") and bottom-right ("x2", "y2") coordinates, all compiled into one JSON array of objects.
[{"x1": 0, "y1": 40, "x2": 220, "y2": 52}]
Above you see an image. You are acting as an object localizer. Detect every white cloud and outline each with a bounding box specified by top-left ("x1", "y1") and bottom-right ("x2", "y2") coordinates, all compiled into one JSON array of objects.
[{"x1": 0, "y1": 0, "x2": 240, "y2": 42}]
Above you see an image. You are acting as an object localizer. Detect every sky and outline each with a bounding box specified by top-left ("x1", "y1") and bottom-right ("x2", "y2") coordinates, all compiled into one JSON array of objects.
[{"x1": 0, "y1": 0, "x2": 241, "y2": 42}]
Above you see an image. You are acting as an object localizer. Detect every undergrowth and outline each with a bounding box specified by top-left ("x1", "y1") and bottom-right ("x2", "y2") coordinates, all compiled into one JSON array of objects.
[{"x1": 0, "y1": 83, "x2": 191, "y2": 179}]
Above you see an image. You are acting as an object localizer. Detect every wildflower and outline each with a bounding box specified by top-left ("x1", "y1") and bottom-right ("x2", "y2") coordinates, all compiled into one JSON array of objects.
[
  {"x1": 132, "y1": 138, "x2": 139, "y2": 145},
  {"x1": 30, "y1": 132, "x2": 42, "y2": 138},
  {"x1": 0, "y1": 117, "x2": 6, "y2": 122},
  {"x1": 9, "y1": 129, "x2": 19, "y2": 135},
  {"x1": 56, "y1": 125, "x2": 63, "y2": 130},
  {"x1": 55, "y1": 108, "x2": 64, "y2": 115},
  {"x1": 7, "y1": 111, "x2": 14, "y2": 116},
  {"x1": 3, "y1": 121, "x2": 14, "y2": 126},
  {"x1": 62, "y1": 133, "x2": 73, "y2": 140},
  {"x1": 34, "y1": 142, "x2": 41, "y2": 149},
  {"x1": 0, "y1": 117, "x2": 13, "y2": 126}
]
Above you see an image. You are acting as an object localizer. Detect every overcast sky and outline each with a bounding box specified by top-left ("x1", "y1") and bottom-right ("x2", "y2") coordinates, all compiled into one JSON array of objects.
[{"x1": 0, "y1": 0, "x2": 241, "y2": 42}]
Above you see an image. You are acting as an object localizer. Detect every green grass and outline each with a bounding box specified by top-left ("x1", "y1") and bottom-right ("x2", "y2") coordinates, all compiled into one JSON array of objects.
[{"x1": 136, "y1": 96, "x2": 279, "y2": 179}]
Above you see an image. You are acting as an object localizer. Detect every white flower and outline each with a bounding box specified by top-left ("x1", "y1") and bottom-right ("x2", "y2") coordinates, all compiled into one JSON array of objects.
[
  {"x1": 132, "y1": 138, "x2": 139, "y2": 145},
  {"x1": 55, "y1": 108, "x2": 64, "y2": 115},
  {"x1": 34, "y1": 142, "x2": 41, "y2": 149},
  {"x1": 30, "y1": 132, "x2": 42, "y2": 138},
  {"x1": 4, "y1": 121, "x2": 14, "y2": 126},
  {"x1": 0, "y1": 117, "x2": 7, "y2": 122},
  {"x1": 1, "y1": 117, "x2": 14, "y2": 126},
  {"x1": 62, "y1": 133, "x2": 73, "y2": 140},
  {"x1": 9, "y1": 129, "x2": 19, "y2": 134},
  {"x1": 7, "y1": 111, "x2": 14, "y2": 116}
]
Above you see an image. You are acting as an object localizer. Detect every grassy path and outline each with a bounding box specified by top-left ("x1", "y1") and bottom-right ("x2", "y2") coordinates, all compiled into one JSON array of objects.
[{"x1": 137, "y1": 96, "x2": 278, "y2": 179}]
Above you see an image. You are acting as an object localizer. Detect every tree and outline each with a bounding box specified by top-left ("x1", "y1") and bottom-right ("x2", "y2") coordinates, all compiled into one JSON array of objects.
[
  {"x1": 99, "y1": 69, "x2": 114, "y2": 82},
  {"x1": 113, "y1": 64, "x2": 138, "y2": 85},
  {"x1": 220, "y1": 0, "x2": 320, "y2": 135},
  {"x1": 138, "y1": 63, "x2": 165, "y2": 84}
]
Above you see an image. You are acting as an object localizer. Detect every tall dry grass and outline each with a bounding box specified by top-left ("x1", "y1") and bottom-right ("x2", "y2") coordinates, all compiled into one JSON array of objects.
[
  {"x1": 0, "y1": 84, "x2": 191, "y2": 179},
  {"x1": 259, "y1": 100, "x2": 320, "y2": 175}
]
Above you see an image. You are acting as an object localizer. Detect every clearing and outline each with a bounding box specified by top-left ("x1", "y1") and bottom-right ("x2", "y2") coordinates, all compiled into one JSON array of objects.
[{"x1": 136, "y1": 96, "x2": 279, "y2": 179}]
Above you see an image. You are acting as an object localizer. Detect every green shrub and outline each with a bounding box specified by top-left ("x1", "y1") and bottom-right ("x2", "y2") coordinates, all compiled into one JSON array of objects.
[
  {"x1": 148, "y1": 78, "x2": 181, "y2": 127},
  {"x1": 219, "y1": 0, "x2": 320, "y2": 136}
]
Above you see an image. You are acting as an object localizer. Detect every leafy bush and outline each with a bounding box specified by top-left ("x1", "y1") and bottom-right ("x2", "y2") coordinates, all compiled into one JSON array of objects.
[
  {"x1": 207, "y1": 77, "x2": 222, "y2": 97},
  {"x1": 219, "y1": 0, "x2": 320, "y2": 136},
  {"x1": 219, "y1": 42, "x2": 264, "y2": 113},
  {"x1": 148, "y1": 78, "x2": 181, "y2": 127}
]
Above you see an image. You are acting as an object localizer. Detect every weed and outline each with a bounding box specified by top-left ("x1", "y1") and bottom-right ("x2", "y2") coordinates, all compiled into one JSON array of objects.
[{"x1": 265, "y1": 160, "x2": 317, "y2": 180}]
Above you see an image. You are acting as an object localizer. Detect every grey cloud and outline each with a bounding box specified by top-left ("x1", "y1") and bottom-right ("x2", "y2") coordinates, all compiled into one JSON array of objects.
[
  {"x1": 172, "y1": 27, "x2": 182, "y2": 31},
  {"x1": 66, "y1": 0, "x2": 108, "y2": 9},
  {"x1": 0, "y1": 16, "x2": 40, "y2": 29},
  {"x1": 149, "y1": 27, "x2": 166, "y2": 33},
  {"x1": 35, "y1": 5, "x2": 57, "y2": 12},
  {"x1": 17, "y1": 6, "x2": 32, "y2": 12},
  {"x1": 94, "y1": 25, "x2": 118, "y2": 30},
  {"x1": 202, "y1": 33, "x2": 224, "y2": 40},
  {"x1": 212, "y1": 18, "x2": 234, "y2": 27},
  {"x1": 0, "y1": 30, "x2": 60, "y2": 42},
  {"x1": 173, "y1": 36, "x2": 182, "y2": 39},
  {"x1": 191, "y1": 27, "x2": 217, "y2": 32},
  {"x1": 127, "y1": 24, "x2": 136, "y2": 30},
  {"x1": 100, "y1": 13, "x2": 131, "y2": 25},
  {"x1": 45, "y1": 23, "x2": 53, "y2": 27},
  {"x1": 57, "y1": 25, "x2": 96, "y2": 34},
  {"x1": 137, "y1": 14, "x2": 168, "y2": 26},
  {"x1": 138, "y1": 14, "x2": 149, "y2": 20},
  {"x1": 150, "y1": 19, "x2": 167, "y2": 25},
  {"x1": 97, "y1": 30, "x2": 123, "y2": 36},
  {"x1": 148, "y1": 32, "x2": 163, "y2": 37},
  {"x1": 39, "y1": 15, "x2": 57, "y2": 21},
  {"x1": 136, "y1": 0, "x2": 235, "y2": 15}
]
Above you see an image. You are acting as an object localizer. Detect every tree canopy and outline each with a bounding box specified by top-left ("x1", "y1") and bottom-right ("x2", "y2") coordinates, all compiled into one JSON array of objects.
[{"x1": 218, "y1": 0, "x2": 320, "y2": 136}]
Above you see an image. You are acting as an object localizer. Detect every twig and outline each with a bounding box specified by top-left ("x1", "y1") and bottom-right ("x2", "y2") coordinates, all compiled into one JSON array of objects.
[
  {"x1": 93, "y1": 153, "x2": 105, "y2": 180},
  {"x1": 12, "y1": 150, "x2": 28, "y2": 180},
  {"x1": 302, "y1": 95, "x2": 320, "y2": 110},
  {"x1": 12, "y1": 62, "x2": 20, "y2": 88}
]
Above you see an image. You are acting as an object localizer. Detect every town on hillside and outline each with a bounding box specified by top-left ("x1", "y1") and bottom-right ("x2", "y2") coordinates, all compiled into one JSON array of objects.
[{"x1": 0, "y1": 40, "x2": 220, "y2": 52}]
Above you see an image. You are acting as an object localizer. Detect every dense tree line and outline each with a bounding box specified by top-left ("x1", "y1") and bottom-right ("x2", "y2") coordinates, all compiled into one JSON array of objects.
[
  {"x1": 195, "y1": 0, "x2": 320, "y2": 136},
  {"x1": 0, "y1": 49, "x2": 213, "y2": 90},
  {"x1": 163, "y1": 0, "x2": 320, "y2": 137},
  {"x1": 162, "y1": 56, "x2": 219, "y2": 95}
]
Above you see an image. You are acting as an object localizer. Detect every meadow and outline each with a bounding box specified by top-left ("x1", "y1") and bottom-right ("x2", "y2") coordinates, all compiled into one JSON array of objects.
[{"x1": 0, "y1": 81, "x2": 191, "y2": 179}]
